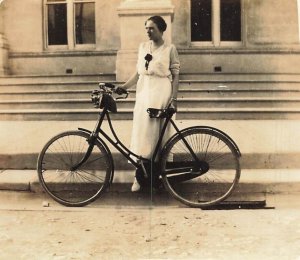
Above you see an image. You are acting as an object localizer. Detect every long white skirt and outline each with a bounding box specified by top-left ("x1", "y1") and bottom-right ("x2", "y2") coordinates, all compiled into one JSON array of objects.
[{"x1": 130, "y1": 75, "x2": 173, "y2": 160}]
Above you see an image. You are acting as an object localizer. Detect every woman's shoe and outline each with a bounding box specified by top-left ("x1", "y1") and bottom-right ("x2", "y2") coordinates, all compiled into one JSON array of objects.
[{"x1": 131, "y1": 177, "x2": 141, "y2": 192}]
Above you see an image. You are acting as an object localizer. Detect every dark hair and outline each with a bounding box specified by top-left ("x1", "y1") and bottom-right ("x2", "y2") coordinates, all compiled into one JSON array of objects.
[{"x1": 146, "y1": 15, "x2": 167, "y2": 32}]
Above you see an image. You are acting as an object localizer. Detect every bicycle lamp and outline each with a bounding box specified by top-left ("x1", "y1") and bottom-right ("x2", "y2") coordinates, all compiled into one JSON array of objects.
[{"x1": 91, "y1": 90, "x2": 102, "y2": 108}]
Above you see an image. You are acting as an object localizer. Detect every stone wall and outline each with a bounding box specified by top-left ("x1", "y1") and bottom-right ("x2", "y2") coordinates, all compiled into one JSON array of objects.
[
  {"x1": 0, "y1": 2, "x2": 8, "y2": 75},
  {"x1": 172, "y1": 0, "x2": 300, "y2": 48},
  {"x1": 1, "y1": 0, "x2": 300, "y2": 76},
  {"x1": 247, "y1": 0, "x2": 299, "y2": 46},
  {"x1": 2, "y1": 0, "x2": 121, "y2": 75}
]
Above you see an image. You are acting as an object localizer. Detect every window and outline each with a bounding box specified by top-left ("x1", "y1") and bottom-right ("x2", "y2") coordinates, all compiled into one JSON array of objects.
[
  {"x1": 191, "y1": 0, "x2": 242, "y2": 46},
  {"x1": 45, "y1": 0, "x2": 95, "y2": 49},
  {"x1": 191, "y1": 0, "x2": 212, "y2": 42},
  {"x1": 75, "y1": 3, "x2": 95, "y2": 44},
  {"x1": 47, "y1": 3, "x2": 68, "y2": 45}
]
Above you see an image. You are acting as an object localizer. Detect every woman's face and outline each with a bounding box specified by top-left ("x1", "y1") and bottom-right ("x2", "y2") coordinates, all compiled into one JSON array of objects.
[{"x1": 145, "y1": 20, "x2": 163, "y2": 41}]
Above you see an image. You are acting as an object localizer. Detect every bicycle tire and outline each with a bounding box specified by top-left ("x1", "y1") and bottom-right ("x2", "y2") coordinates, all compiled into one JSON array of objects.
[
  {"x1": 160, "y1": 126, "x2": 241, "y2": 208},
  {"x1": 37, "y1": 130, "x2": 113, "y2": 207}
]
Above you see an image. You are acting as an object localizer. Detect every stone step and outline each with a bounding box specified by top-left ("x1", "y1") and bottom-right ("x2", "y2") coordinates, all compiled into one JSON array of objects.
[
  {"x1": 179, "y1": 73, "x2": 300, "y2": 82},
  {"x1": 2, "y1": 170, "x2": 300, "y2": 206},
  {"x1": 0, "y1": 74, "x2": 115, "y2": 84},
  {"x1": 178, "y1": 88, "x2": 300, "y2": 98},
  {"x1": 0, "y1": 90, "x2": 93, "y2": 100},
  {"x1": 0, "y1": 81, "x2": 107, "y2": 92},
  {"x1": 1, "y1": 107, "x2": 300, "y2": 120},
  {"x1": 1, "y1": 73, "x2": 300, "y2": 120},
  {"x1": 1, "y1": 80, "x2": 300, "y2": 91},
  {"x1": 1, "y1": 85, "x2": 300, "y2": 100},
  {"x1": 1, "y1": 97, "x2": 300, "y2": 110},
  {"x1": 0, "y1": 119, "x2": 299, "y2": 169},
  {"x1": 179, "y1": 97, "x2": 300, "y2": 108},
  {"x1": 2, "y1": 150, "x2": 300, "y2": 170},
  {"x1": 1, "y1": 73, "x2": 300, "y2": 89},
  {"x1": 180, "y1": 81, "x2": 300, "y2": 89},
  {"x1": 2, "y1": 169, "x2": 300, "y2": 186}
]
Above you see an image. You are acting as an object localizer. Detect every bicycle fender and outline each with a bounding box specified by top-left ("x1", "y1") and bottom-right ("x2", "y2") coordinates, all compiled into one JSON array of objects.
[
  {"x1": 77, "y1": 128, "x2": 115, "y2": 185},
  {"x1": 78, "y1": 127, "x2": 92, "y2": 134}
]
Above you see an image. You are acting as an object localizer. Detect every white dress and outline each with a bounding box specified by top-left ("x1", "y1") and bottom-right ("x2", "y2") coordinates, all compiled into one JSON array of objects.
[{"x1": 130, "y1": 41, "x2": 180, "y2": 159}]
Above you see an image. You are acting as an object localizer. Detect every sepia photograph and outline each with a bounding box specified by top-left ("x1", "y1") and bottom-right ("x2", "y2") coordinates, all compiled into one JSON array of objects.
[{"x1": 0, "y1": 0, "x2": 300, "y2": 259}]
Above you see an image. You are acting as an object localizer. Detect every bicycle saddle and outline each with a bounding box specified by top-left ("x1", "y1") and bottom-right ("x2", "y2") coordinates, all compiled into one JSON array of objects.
[{"x1": 147, "y1": 108, "x2": 175, "y2": 118}]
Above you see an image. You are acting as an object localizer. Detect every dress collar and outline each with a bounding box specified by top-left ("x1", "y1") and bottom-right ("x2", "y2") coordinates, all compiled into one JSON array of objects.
[{"x1": 149, "y1": 41, "x2": 165, "y2": 54}]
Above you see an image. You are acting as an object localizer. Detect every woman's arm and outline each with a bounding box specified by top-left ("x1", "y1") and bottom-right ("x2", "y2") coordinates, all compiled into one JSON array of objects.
[
  {"x1": 169, "y1": 44, "x2": 180, "y2": 110},
  {"x1": 121, "y1": 71, "x2": 139, "y2": 90},
  {"x1": 170, "y1": 73, "x2": 179, "y2": 110},
  {"x1": 171, "y1": 73, "x2": 179, "y2": 99}
]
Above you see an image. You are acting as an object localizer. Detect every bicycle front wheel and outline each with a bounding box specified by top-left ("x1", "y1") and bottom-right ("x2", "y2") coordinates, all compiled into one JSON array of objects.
[
  {"x1": 160, "y1": 126, "x2": 241, "y2": 208},
  {"x1": 37, "y1": 130, "x2": 113, "y2": 207}
]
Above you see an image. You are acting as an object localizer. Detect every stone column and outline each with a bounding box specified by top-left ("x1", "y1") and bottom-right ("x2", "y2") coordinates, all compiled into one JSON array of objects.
[
  {"x1": 0, "y1": 2, "x2": 8, "y2": 75},
  {"x1": 116, "y1": 0, "x2": 174, "y2": 81}
]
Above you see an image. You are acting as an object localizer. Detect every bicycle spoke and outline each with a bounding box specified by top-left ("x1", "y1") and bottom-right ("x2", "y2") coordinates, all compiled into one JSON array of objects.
[
  {"x1": 46, "y1": 147, "x2": 72, "y2": 169},
  {"x1": 76, "y1": 169, "x2": 106, "y2": 183},
  {"x1": 161, "y1": 127, "x2": 240, "y2": 208},
  {"x1": 37, "y1": 131, "x2": 113, "y2": 206},
  {"x1": 83, "y1": 155, "x2": 108, "y2": 166}
]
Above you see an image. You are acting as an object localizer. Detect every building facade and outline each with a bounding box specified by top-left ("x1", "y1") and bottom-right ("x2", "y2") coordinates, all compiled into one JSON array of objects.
[
  {"x1": 0, "y1": 0, "x2": 299, "y2": 79},
  {"x1": 1, "y1": 0, "x2": 300, "y2": 170}
]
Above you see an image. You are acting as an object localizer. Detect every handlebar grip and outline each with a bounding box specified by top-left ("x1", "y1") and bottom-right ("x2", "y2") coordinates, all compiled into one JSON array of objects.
[{"x1": 115, "y1": 87, "x2": 128, "y2": 95}]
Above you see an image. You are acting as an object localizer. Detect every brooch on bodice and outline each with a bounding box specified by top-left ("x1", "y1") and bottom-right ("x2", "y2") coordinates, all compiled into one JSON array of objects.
[{"x1": 144, "y1": 54, "x2": 153, "y2": 70}]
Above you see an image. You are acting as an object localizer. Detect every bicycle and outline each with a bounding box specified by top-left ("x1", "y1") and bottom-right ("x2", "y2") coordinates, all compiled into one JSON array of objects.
[{"x1": 37, "y1": 82, "x2": 241, "y2": 208}]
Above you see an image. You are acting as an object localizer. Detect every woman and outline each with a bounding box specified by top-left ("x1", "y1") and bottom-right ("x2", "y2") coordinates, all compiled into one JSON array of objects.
[{"x1": 117, "y1": 15, "x2": 180, "y2": 192}]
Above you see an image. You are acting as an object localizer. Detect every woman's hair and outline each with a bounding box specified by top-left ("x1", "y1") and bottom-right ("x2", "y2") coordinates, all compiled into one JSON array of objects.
[{"x1": 146, "y1": 15, "x2": 167, "y2": 32}]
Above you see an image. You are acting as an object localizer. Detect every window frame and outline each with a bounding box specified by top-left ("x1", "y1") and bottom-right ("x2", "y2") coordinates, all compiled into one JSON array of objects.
[
  {"x1": 44, "y1": 0, "x2": 96, "y2": 50},
  {"x1": 189, "y1": 0, "x2": 244, "y2": 48}
]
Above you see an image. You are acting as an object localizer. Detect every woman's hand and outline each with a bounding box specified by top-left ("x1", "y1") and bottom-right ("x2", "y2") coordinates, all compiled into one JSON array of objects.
[
  {"x1": 115, "y1": 86, "x2": 127, "y2": 95},
  {"x1": 170, "y1": 98, "x2": 177, "y2": 112}
]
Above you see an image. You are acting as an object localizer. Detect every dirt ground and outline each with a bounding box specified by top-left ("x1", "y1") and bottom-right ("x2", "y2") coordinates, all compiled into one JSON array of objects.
[{"x1": 0, "y1": 191, "x2": 300, "y2": 259}]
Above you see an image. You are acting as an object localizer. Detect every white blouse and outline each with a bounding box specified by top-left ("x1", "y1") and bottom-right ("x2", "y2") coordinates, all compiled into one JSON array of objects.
[{"x1": 136, "y1": 41, "x2": 180, "y2": 79}]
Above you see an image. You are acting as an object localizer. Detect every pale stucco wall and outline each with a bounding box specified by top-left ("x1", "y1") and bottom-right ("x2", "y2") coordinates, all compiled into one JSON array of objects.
[
  {"x1": 0, "y1": 3, "x2": 3, "y2": 34},
  {"x1": 95, "y1": 0, "x2": 121, "y2": 50},
  {"x1": 247, "y1": 0, "x2": 299, "y2": 45},
  {"x1": 170, "y1": 0, "x2": 300, "y2": 75},
  {"x1": 172, "y1": 0, "x2": 299, "y2": 48},
  {"x1": 171, "y1": 0, "x2": 189, "y2": 48},
  {"x1": 3, "y1": 0, "x2": 122, "y2": 53},
  {"x1": 2, "y1": 0, "x2": 300, "y2": 75},
  {"x1": 0, "y1": 2, "x2": 8, "y2": 75},
  {"x1": 3, "y1": 0, "x2": 44, "y2": 52},
  {"x1": 4, "y1": 0, "x2": 298, "y2": 52},
  {"x1": 2, "y1": 0, "x2": 122, "y2": 75}
]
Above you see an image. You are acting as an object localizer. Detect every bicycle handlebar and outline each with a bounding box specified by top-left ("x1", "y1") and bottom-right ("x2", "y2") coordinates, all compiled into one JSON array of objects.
[
  {"x1": 99, "y1": 82, "x2": 115, "y2": 90},
  {"x1": 99, "y1": 82, "x2": 128, "y2": 99}
]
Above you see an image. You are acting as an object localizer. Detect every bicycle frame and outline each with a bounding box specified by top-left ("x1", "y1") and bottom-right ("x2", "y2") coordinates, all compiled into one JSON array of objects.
[
  {"x1": 71, "y1": 102, "x2": 243, "y2": 192},
  {"x1": 73, "y1": 105, "x2": 200, "y2": 173},
  {"x1": 90, "y1": 107, "x2": 169, "y2": 167},
  {"x1": 66, "y1": 79, "x2": 209, "y2": 179}
]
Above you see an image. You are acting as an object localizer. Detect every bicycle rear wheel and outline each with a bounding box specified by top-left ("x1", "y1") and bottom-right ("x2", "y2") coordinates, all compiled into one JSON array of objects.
[
  {"x1": 37, "y1": 130, "x2": 113, "y2": 207},
  {"x1": 160, "y1": 126, "x2": 241, "y2": 208}
]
